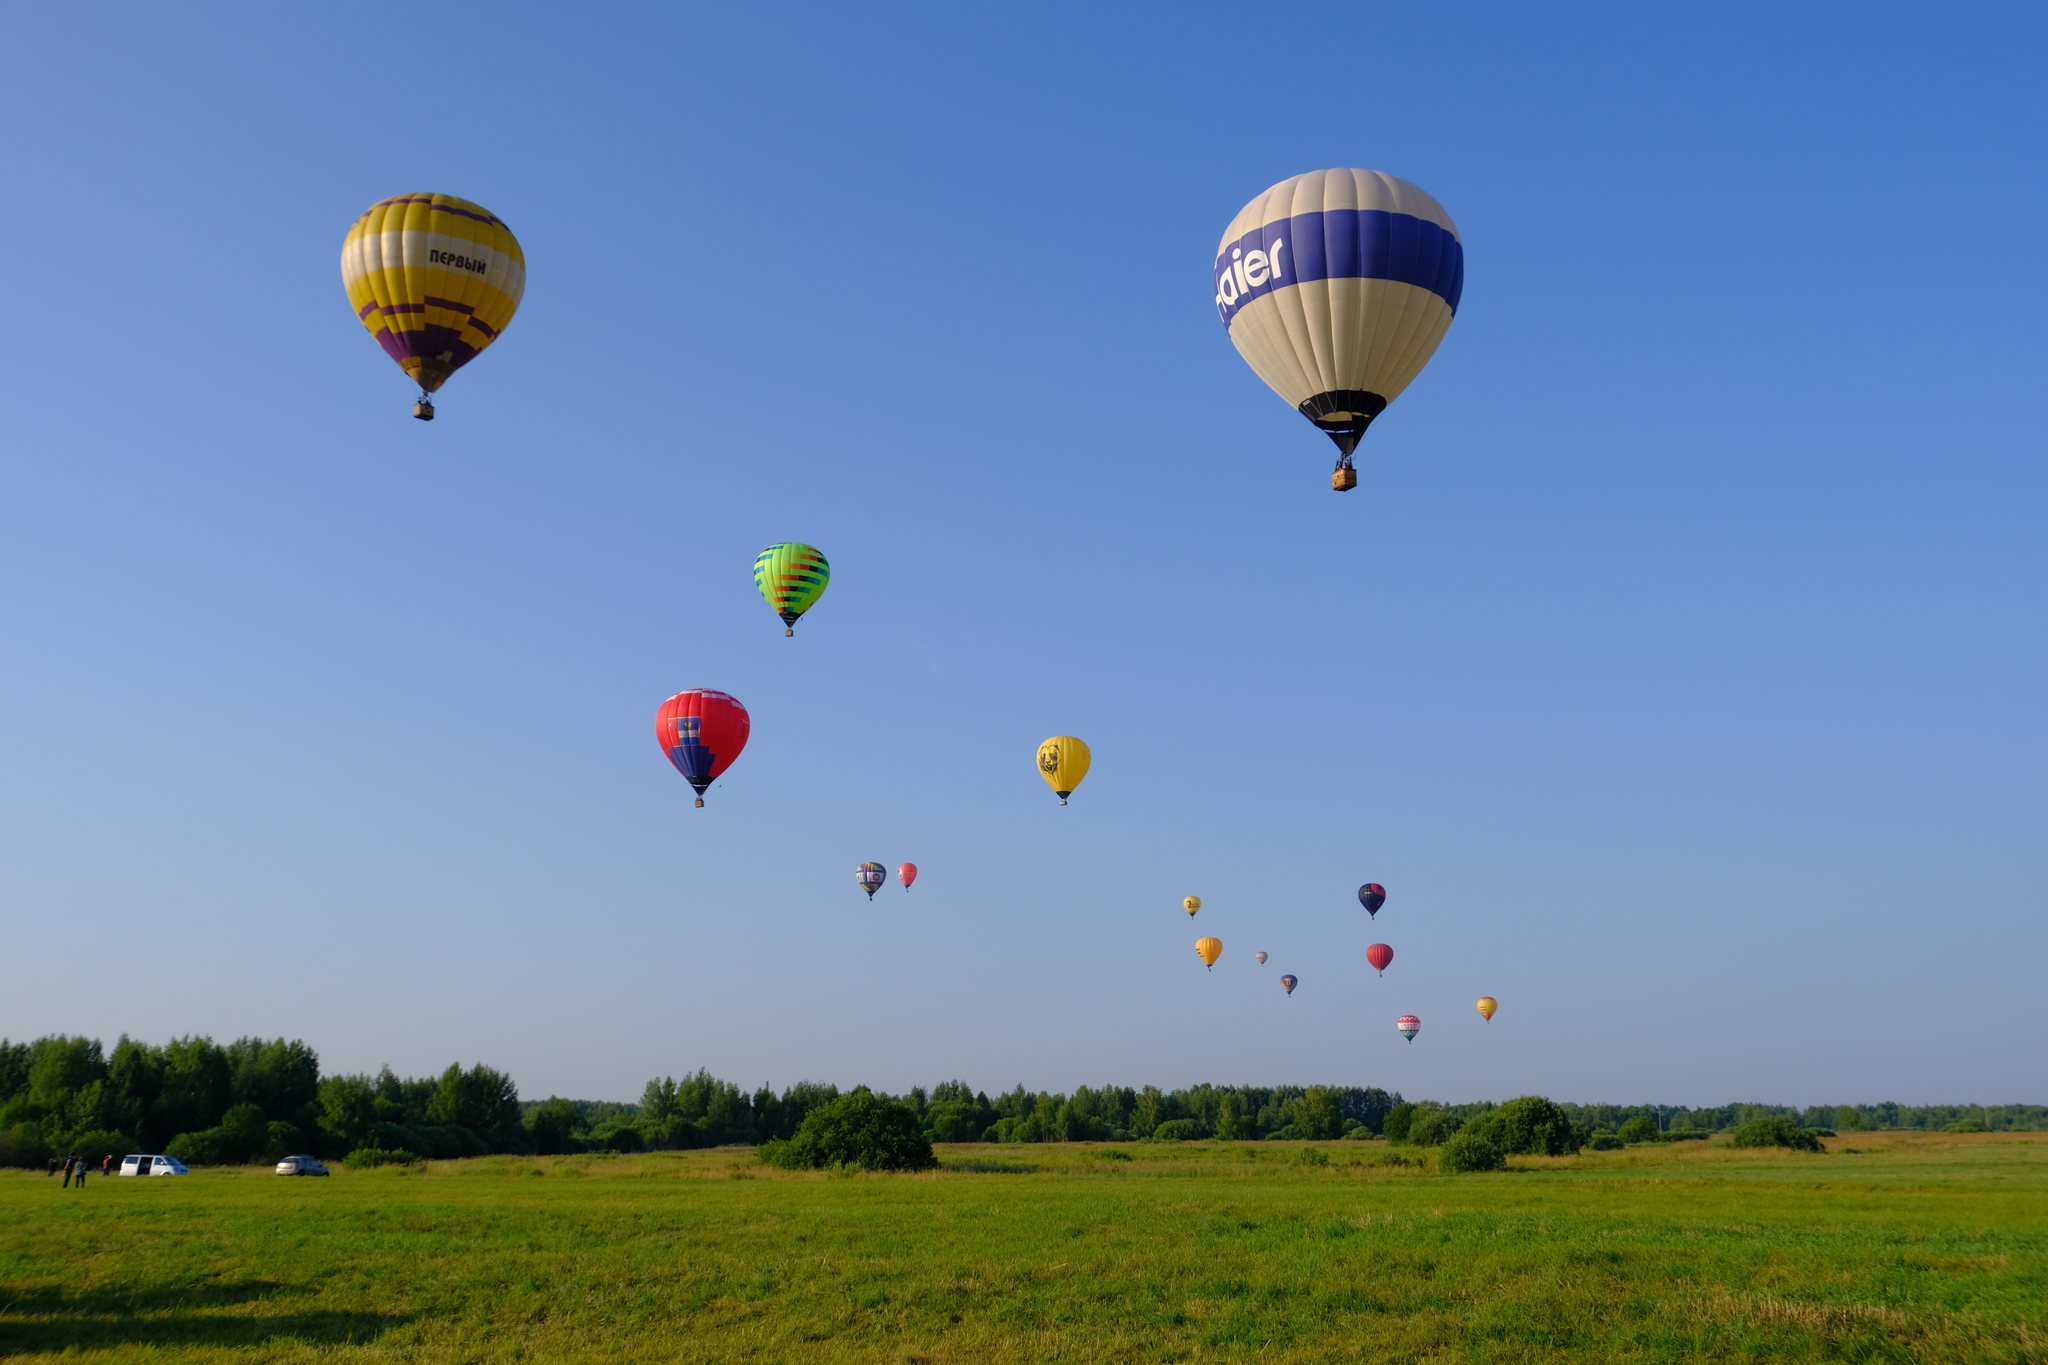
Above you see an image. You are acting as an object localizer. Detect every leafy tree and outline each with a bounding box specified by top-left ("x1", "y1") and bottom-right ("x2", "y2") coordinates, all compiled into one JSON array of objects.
[
  {"x1": 924, "y1": 1101, "x2": 981, "y2": 1143},
  {"x1": 1293, "y1": 1087, "x2": 1345, "y2": 1141},
  {"x1": 226, "y1": 1037, "x2": 320, "y2": 1124},
  {"x1": 1729, "y1": 1115, "x2": 1823, "y2": 1152},
  {"x1": 317, "y1": 1076, "x2": 377, "y2": 1155},
  {"x1": 28, "y1": 1036, "x2": 105, "y2": 1111},
  {"x1": 761, "y1": 1090, "x2": 934, "y2": 1171},
  {"x1": 426, "y1": 1063, "x2": 523, "y2": 1149},
  {"x1": 1382, "y1": 1101, "x2": 1416, "y2": 1143},
  {"x1": 527, "y1": 1097, "x2": 579, "y2": 1154},
  {"x1": 153, "y1": 1036, "x2": 231, "y2": 1142},
  {"x1": 1835, "y1": 1105, "x2": 1870, "y2": 1131}
]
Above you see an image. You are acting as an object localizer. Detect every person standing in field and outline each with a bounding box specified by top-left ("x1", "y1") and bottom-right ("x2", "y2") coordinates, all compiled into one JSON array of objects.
[
  {"x1": 60, "y1": 1155, "x2": 76, "y2": 1187},
  {"x1": 101, "y1": 1154, "x2": 113, "y2": 1177},
  {"x1": 73, "y1": 1159, "x2": 86, "y2": 1189},
  {"x1": 46, "y1": 1156, "x2": 58, "y2": 1177}
]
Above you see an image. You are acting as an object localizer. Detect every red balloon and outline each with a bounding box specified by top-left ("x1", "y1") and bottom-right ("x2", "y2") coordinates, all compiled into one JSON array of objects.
[
  {"x1": 1366, "y1": 943, "x2": 1393, "y2": 976},
  {"x1": 898, "y1": 862, "x2": 918, "y2": 891},
  {"x1": 655, "y1": 690, "x2": 751, "y2": 807}
]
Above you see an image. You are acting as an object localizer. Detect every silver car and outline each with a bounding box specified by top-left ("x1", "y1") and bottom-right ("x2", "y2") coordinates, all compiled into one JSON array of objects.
[{"x1": 274, "y1": 1155, "x2": 330, "y2": 1176}]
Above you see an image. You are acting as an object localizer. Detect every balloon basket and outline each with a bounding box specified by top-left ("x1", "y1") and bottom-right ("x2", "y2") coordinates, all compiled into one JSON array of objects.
[
  {"x1": 693, "y1": 797, "x2": 704, "y2": 808},
  {"x1": 1331, "y1": 467, "x2": 1357, "y2": 492},
  {"x1": 413, "y1": 400, "x2": 435, "y2": 421}
]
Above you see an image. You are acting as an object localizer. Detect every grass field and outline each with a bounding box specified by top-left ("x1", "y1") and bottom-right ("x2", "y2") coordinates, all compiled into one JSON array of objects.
[{"x1": 2, "y1": 1131, "x2": 2042, "y2": 1363}]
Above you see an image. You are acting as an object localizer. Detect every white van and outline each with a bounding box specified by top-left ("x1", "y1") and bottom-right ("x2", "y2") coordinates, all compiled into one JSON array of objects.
[{"x1": 119, "y1": 1154, "x2": 189, "y2": 1176}]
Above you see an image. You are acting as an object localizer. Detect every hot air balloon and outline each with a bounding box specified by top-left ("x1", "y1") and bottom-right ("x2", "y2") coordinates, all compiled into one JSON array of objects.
[
  {"x1": 1396, "y1": 1015, "x2": 1421, "y2": 1043},
  {"x1": 856, "y1": 863, "x2": 886, "y2": 899},
  {"x1": 1366, "y1": 943, "x2": 1393, "y2": 976},
  {"x1": 655, "y1": 690, "x2": 750, "y2": 807},
  {"x1": 1183, "y1": 896, "x2": 1201, "y2": 917},
  {"x1": 1195, "y1": 937, "x2": 1222, "y2": 970},
  {"x1": 1476, "y1": 996, "x2": 1498, "y2": 1022},
  {"x1": 1036, "y1": 736, "x2": 1091, "y2": 805},
  {"x1": 899, "y1": 862, "x2": 918, "y2": 892},
  {"x1": 753, "y1": 543, "x2": 830, "y2": 636},
  {"x1": 1255, "y1": 951, "x2": 1268, "y2": 965},
  {"x1": 1280, "y1": 974, "x2": 1298, "y2": 995},
  {"x1": 1215, "y1": 170, "x2": 1464, "y2": 490},
  {"x1": 341, "y1": 194, "x2": 526, "y2": 420},
  {"x1": 1359, "y1": 884, "x2": 1387, "y2": 917}
]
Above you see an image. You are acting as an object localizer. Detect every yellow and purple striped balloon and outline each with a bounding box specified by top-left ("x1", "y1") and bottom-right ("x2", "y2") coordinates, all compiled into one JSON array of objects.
[{"x1": 341, "y1": 193, "x2": 525, "y2": 403}]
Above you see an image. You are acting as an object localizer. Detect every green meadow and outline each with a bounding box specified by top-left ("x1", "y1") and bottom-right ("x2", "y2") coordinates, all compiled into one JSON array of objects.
[{"x1": 2, "y1": 1131, "x2": 2041, "y2": 1363}]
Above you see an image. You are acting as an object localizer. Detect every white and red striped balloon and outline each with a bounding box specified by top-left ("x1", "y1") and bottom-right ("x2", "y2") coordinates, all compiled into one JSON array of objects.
[{"x1": 1396, "y1": 1015, "x2": 1421, "y2": 1043}]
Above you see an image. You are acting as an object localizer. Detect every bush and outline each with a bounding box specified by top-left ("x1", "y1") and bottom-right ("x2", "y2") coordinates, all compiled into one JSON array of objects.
[
  {"x1": 1343, "y1": 1125, "x2": 1377, "y2": 1140},
  {"x1": 1946, "y1": 1118, "x2": 1987, "y2": 1133},
  {"x1": 593, "y1": 1123, "x2": 644, "y2": 1153},
  {"x1": 1291, "y1": 1146, "x2": 1330, "y2": 1167},
  {"x1": 1405, "y1": 1105, "x2": 1461, "y2": 1147},
  {"x1": 1729, "y1": 1115, "x2": 1823, "y2": 1152},
  {"x1": 263, "y1": 1121, "x2": 305, "y2": 1162},
  {"x1": 1590, "y1": 1132, "x2": 1623, "y2": 1150},
  {"x1": 0, "y1": 1122, "x2": 52, "y2": 1169},
  {"x1": 1617, "y1": 1116, "x2": 1660, "y2": 1145},
  {"x1": 1464, "y1": 1096, "x2": 1583, "y2": 1156},
  {"x1": 1149, "y1": 1119, "x2": 1209, "y2": 1142},
  {"x1": 345, "y1": 1145, "x2": 419, "y2": 1169},
  {"x1": 1439, "y1": 1130, "x2": 1506, "y2": 1173},
  {"x1": 760, "y1": 1091, "x2": 934, "y2": 1172}
]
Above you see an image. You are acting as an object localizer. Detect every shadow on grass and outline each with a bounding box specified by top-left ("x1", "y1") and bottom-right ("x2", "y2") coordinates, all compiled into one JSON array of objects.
[
  {"x1": 941, "y1": 1161, "x2": 1040, "y2": 1174},
  {"x1": 0, "y1": 1279, "x2": 410, "y2": 1354}
]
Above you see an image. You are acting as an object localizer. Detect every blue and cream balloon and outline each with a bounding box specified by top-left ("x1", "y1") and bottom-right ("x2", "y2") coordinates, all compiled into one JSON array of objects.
[{"x1": 1214, "y1": 170, "x2": 1464, "y2": 488}]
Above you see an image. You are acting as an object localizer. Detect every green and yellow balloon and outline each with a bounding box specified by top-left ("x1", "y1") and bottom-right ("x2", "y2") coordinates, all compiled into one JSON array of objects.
[{"x1": 753, "y1": 543, "x2": 830, "y2": 636}]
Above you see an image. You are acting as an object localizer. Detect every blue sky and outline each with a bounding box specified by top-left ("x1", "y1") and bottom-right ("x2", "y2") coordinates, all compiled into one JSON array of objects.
[{"x1": 1, "y1": 2, "x2": 2042, "y2": 1108}]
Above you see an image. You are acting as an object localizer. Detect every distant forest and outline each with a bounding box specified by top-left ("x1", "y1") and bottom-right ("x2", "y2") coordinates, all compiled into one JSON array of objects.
[{"x1": 3, "y1": 1033, "x2": 2041, "y2": 1167}]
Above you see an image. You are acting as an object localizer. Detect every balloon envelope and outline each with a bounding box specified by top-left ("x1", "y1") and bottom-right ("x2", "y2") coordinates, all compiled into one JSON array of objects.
[
  {"x1": 655, "y1": 690, "x2": 750, "y2": 803},
  {"x1": 1215, "y1": 170, "x2": 1463, "y2": 469},
  {"x1": 1183, "y1": 895, "x2": 1201, "y2": 917},
  {"x1": 1255, "y1": 951, "x2": 1268, "y2": 965},
  {"x1": 341, "y1": 193, "x2": 525, "y2": 396},
  {"x1": 1037, "y1": 736, "x2": 1092, "y2": 803},
  {"x1": 1279, "y1": 974, "x2": 1297, "y2": 995},
  {"x1": 1195, "y1": 936, "x2": 1222, "y2": 969},
  {"x1": 1397, "y1": 1015, "x2": 1421, "y2": 1042},
  {"x1": 898, "y1": 862, "x2": 918, "y2": 891},
  {"x1": 1476, "y1": 996, "x2": 1498, "y2": 1021},
  {"x1": 753, "y1": 543, "x2": 830, "y2": 635},
  {"x1": 856, "y1": 862, "x2": 886, "y2": 898},
  {"x1": 1366, "y1": 943, "x2": 1393, "y2": 975},
  {"x1": 1358, "y1": 884, "x2": 1387, "y2": 915}
]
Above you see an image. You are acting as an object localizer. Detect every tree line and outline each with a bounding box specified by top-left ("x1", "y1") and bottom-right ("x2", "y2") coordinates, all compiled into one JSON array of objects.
[{"x1": 2, "y1": 1033, "x2": 2039, "y2": 1167}]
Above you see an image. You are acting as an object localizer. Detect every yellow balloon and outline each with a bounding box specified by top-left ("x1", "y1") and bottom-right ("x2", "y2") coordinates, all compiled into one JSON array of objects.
[
  {"x1": 340, "y1": 194, "x2": 525, "y2": 416},
  {"x1": 1036, "y1": 735, "x2": 1091, "y2": 805},
  {"x1": 1195, "y1": 936, "x2": 1222, "y2": 970},
  {"x1": 1476, "y1": 996, "x2": 1498, "y2": 1022},
  {"x1": 1183, "y1": 895, "x2": 1201, "y2": 917}
]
